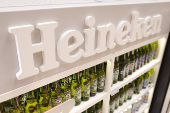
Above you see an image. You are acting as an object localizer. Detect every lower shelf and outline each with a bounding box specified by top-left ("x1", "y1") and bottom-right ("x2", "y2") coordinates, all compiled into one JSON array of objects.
[
  {"x1": 69, "y1": 91, "x2": 108, "y2": 113},
  {"x1": 114, "y1": 84, "x2": 154, "y2": 113}
]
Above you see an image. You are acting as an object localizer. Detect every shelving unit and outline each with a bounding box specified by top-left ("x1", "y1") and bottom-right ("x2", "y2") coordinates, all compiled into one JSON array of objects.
[{"x1": 0, "y1": 1, "x2": 169, "y2": 113}]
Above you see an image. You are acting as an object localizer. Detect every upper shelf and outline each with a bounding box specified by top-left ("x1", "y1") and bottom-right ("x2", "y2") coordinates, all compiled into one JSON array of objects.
[{"x1": 111, "y1": 59, "x2": 160, "y2": 93}]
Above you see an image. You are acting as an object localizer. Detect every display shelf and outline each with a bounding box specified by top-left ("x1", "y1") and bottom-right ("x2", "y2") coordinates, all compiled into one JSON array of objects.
[
  {"x1": 114, "y1": 84, "x2": 154, "y2": 113},
  {"x1": 69, "y1": 91, "x2": 108, "y2": 113},
  {"x1": 136, "y1": 103, "x2": 149, "y2": 113},
  {"x1": 111, "y1": 59, "x2": 160, "y2": 92}
]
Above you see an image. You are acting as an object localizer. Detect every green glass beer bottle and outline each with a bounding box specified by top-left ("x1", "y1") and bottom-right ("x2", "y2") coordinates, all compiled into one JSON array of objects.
[
  {"x1": 25, "y1": 91, "x2": 38, "y2": 113},
  {"x1": 140, "y1": 75, "x2": 144, "y2": 90},
  {"x1": 128, "y1": 82, "x2": 134, "y2": 100},
  {"x1": 90, "y1": 66, "x2": 98, "y2": 97},
  {"x1": 96, "y1": 101, "x2": 102, "y2": 113},
  {"x1": 115, "y1": 93, "x2": 119, "y2": 109},
  {"x1": 82, "y1": 69, "x2": 90, "y2": 101},
  {"x1": 50, "y1": 81, "x2": 62, "y2": 107},
  {"x1": 148, "y1": 44, "x2": 152, "y2": 62},
  {"x1": 71, "y1": 72, "x2": 81, "y2": 106},
  {"x1": 97, "y1": 63, "x2": 106, "y2": 92},
  {"x1": 134, "y1": 77, "x2": 142, "y2": 94},
  {"x1": 113, "y1": 57, "x2": 119, "y2": 84},
  {"x1": 141, "y1": 46, "x2": 146, "y2": 67},
  {"x1": 138, "y1": 47, "x2": 143, "y2": 67},
  {"x1": 145, "y1": 45, "x2": 149, "y2": 64},
  {"x1": 2, "y1": 99, "x2": 13, "y2": 113},
  {"x1": 143, "y1": 72, "x2": 149, "y2": 89},
  {"x1": 38, "y1": 85, "x2": 52, "y2": 113},
  {"x1": 124, "y1": 85, "x2": 128, "y2": 102},
  {"x1": 12, "y1": 97, "x2": 24, "y2": 113},
  {"x1": 129, "y1": 51, "x2": 135, "y2": 75},
  {"x1": 87, "y1": 105, "x2": 96, "y2": 113},
  {"x1": 61, "y1": 78, "x2": 71, "y2": 103},
  {"x1": 118, "y1": 55, "x2": 125, "y2": 81},
  {"x1": 125, "y1": 52, "x2": 130, "y2": 78},
  {"x1": 110, "y1": 95, "x2": 115, "y2": 113},
  {"x1": 119, "y1": 88, "x2": 124, "y2": 106},
  {"x1": 18, "y1": 93, "x2": 27, "y2": 112},
  {"x1": 137, "y1": 48, "x2": 142, "y2": 69},
  {"x1": 134, "y1": 49, "x2": 138, "y2": 71}
]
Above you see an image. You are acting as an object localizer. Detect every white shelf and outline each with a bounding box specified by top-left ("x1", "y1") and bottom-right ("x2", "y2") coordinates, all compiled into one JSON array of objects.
[
  {"x1": 111, "y1": 59, "x2": 160, "y2": 92},
  {"x1": 69, "y1": 91, "x2": 108, "y2": 113},
  {"x1": 136, "y1": 103, "x2": 149, "y2": 113},
  {"x1": 114, "y1": 84, "x2": 154, "y2": 113}
]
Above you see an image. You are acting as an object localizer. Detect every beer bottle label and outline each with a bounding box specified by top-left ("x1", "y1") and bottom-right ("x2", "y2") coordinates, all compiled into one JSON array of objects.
[
  {"x1": 129, "y1": 61, "x2": 134, "y2": 72},
  {"x1": 143, "y1": 79, "x2": 149, "y2": 87},
  {"x1": 98, "y1": 76, "x2": 105, "y2": 89},
  {"x1": 63, "y1": 90, "x2": 71, "y2": 102},
  {"x1": 83, "y1": 83, "x2": 90, "y2": 97},
  {"x1": 90, "y1": 79, "x2": 97, "y2": 93},
  {"x1": 128, "y1": 88, "x2": 133, "y2": 99},
  {"x1": 114, "y1": 68, "x2": 119, "y2": 81},
  {"x1": 125, "y1": 64, "x2": 130, "y2": 75},
  {"x1": 74, "y1": 87, "x2": 81, "y2": 103},
  {"x1": 143, "y1": 92, "x2": 149, "y2": 103},
  {"x1": 119, "y1": 95, "x2": 124, "y2": 104},
  {"x1": 115, "y1": 98, "x2": 119, "y2": 108},
  {"x1": 110, "y1": 101, "x2": 115, "y2": 111}
]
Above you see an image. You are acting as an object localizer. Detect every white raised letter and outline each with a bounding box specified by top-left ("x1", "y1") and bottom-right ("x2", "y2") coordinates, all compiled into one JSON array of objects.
[
  {"x1": 152, "y1": 15, "x2": 162, "y2": 35},
  {"x1": 83, "y1": 16, "x2": 96, "y2": 57},
  {"x1": 116, "y1": 21, "x2": 131, "y2": 45},
  {"x1": 142, "y1": 16, "x2": 153, "y2": 37},
  {"x1": 8, "y1": 22, "x2": 59, "y2": 80},
  {"x1": 96, "y1": 23, "x2": 116, "y2": 53},
  {"x1": 130, "y1": 11, "x2": 144, "y2": 42},
  {"x1": 57, "y1": 30, "x2": 84, "y2": 63}
]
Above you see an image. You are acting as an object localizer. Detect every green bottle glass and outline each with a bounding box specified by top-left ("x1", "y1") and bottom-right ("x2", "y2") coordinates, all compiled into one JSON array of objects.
[
  {"x1": 129, "y1": 50, "x2": 135, "y2": 75},
  {"x1": 145, "y1": 45, "x2": 149, "y2": 64},
  {"x1": 119, "y1": 88, "x2": 124, "y2": 106},
  {"x1": 12, "y1": 97, "x2": 24, "y2": 113},
  {"x1": 134, "y1": 49, "x2": 138, "y2": 71},
  {"x1": 2, "y1": 99, "x2": 13, "y2": 113},
  {"x1": 90, "y1": 66, "x2": 98, "y2": 97},
  {"x1": 148, "y1": 44, "x2": 152, "y2": 62},
  {"x1": 97, "y1": 63, "x2": 106, "y2": 92},
  {"x1": 18, "y1": 93, "x2": 27, "y2": 112},
  {"x1": 96, "y1": 101, "x2": 102, "y2": 113},
  {"x1": 25, "y1": 91, "x2": 38, "y2": 113},
  {"x1": 50, "y1": 81, "x2": 62, "y2": 107},
  {"x1": 154, "y1": 41, "x2": 159, "y2": 59},
  {"x1": 0, "y1": 103, "x2": 3, "y2": 113},
  {"x1": 140, "y1": 75, "x2": 144, "y2": 90},
  {"x1": 71, "y1": 72, "x2": 81, "y2": 106},
  {"x1": 124, "y1": 85, "x2": 128, "y2": 102},
  {"x1": 141, "y1": 46, "x2": 146, "y2": 67},
  {"x1": 82, "y1": 110, "x2": 87, "y2": 113},
  {"x1": 82, "y1": 69, "x2": 90, "y2": 101},
  {"x1": 61, "y1": 78, "x2": 71, "y2": 103},
  {"x1": 138, "y1": 47, "x2": 143, "y2": 67},
  {"x1": 143, "y1": 72, "x2": 149, "y2": 89},
  {"x1": 38, "y1": 85, "x2": 52, "y2": 113},
  {"x1": 149, "y1": 69, "x2": 154, "y2": 84},
  {"x1": 119, "y1": 55, "x2": 125, "y2": 81},
  {"x1": 134, "y1": 77, "x2": 142, "y2": 94},
  {"x1": 128, "y1": 82, "x2": 134, "y2": 100},
  {"x1": 115, "y1": 93, "x2": 119, "y2": 109},
  {"x1": 137, "y1": 48, "x2": 142, "y2": 69},
  {"x1": 125, "y1": 52, "x2": 130, "y2": 78},
  {"x1": 110, "y1": 95, "x2": 115, "y2": 113},
  {"x1": 87, "y1": 105, "x2": 96, "y2": 113},
  {"x1": 113, "y1": 57, "x2": 119, "y2": 84}
]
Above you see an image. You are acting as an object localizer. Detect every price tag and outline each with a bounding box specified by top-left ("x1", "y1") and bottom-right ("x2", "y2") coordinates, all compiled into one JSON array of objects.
[{"x1": 111, "y1": 87, "x2": 119, "y2": 96}]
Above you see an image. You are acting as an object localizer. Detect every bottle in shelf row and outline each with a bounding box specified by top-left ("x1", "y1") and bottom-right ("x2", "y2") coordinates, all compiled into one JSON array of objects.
[
  {"x1": 0, "y1": 63, "x2": 107, "y2": 113},
  {"x1": 113, "y1": 41, "x2": 158, "y2": 85},
  {"x1": 82, "y1": 100, "x2": 103, "y2": 113},
  {"x1": 122, "y1": 92, "x2": 149, "y2": 113},
  {"x1": 110, "y1": 69, "x2": 154, "y2": 113}
]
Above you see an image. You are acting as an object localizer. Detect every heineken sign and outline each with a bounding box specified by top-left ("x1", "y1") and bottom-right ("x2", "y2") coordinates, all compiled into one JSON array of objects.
[{"x1": 8, "y1": 11, "x2": 162, "y2": 80}]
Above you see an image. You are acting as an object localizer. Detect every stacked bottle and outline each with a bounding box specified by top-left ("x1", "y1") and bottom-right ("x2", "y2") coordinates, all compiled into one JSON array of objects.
[
  {"x1": 113, "y1": 41, "x2": 158, "y2": 85},
  {"x1": 0, "y1": 62, "x2": 106, "y2": 113}
]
